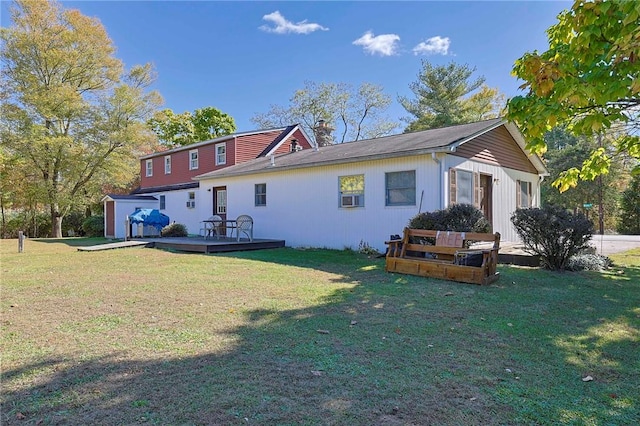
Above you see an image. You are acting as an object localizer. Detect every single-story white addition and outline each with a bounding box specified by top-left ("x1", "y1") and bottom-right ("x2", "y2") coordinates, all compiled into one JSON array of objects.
[
  {"x1": 102, "y1": 195, "x2": 158, "y2": 239},
  {"x1": 187, "y1": 119, "x2": 548, "y2": 252}
]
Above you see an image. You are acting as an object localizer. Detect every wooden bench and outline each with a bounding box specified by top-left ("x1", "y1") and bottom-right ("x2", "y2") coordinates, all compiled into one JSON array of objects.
[{"x1": 385, "y1": 229, "x2": 501, "y2": 285}]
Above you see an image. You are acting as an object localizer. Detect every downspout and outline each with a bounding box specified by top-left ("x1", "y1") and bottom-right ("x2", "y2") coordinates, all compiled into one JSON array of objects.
[
  {"x1": 538, "y1": 175, "x2": 545, "y2": 207},
  {"x1": 432, "y1": 152, "x2": 444, "y2": 209}
]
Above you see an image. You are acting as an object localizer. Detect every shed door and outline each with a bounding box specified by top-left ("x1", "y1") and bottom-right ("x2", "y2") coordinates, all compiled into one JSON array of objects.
[{"x1": 106, "y1": 201, "x2": 115, "y2": 237}]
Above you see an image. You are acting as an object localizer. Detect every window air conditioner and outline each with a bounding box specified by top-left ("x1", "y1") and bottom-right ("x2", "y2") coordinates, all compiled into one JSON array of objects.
[
  {"x1": 186, "y1": 201, "x2": 195, "y2": 208},
  {"x1": 341, "y1": 194, "x2": 361, "y2": 208}
]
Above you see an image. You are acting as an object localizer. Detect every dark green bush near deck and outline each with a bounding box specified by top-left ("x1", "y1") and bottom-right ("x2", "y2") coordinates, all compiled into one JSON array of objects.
[
  {"x1": 161, "y1": 223, "x2": 188, "y2": 237},
  {"x1": 511, "y1": 205, "x2": 593, "y2": 270},
  {"x1": 82, "y1": 215, "x2": 104, "y2": 237}
]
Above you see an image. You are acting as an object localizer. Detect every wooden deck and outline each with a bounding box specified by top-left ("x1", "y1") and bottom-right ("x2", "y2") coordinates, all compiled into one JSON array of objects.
[
  {"x1": 137, "y1": 236, "x2": 286, "y2": 254},
  {"x1": 77, "y1": 241, "x2": 151, "y2": 252}
]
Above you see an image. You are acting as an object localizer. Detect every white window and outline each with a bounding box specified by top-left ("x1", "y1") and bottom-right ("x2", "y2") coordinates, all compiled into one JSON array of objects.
[
  {"x1": 216, "y1": 143, "x2": 226, "y2": 166},
  {"x1": 339, "y1": 174, "x2": 364, "y2": 208},
  {"x1": 457, "y1": 170, "x2": 474, "y2": 205},
  {"x1": 255, "y1": 183, "x2": 266, "y2": 206},
  {"x1": 189, "y1": 149, "x2": 199, "y2": 170},
  {"x1": 449, "y1": 168, "x2": 480, "y2": 208},
  {"x1": 145, "y1": 159, "x2": 153, "y2": 177},
  {"x1": 164, "y1": 156, "x2": 171, "y2": 174},
  {"x1": 517, "y1": 180, "x2": 532, "y2": 208},
  {"x1": 186, "y1": 192, "x2": 196, "y2": 209},
  {"x1": 385, "y1": 171, "x2": 415, "y2": 206}
]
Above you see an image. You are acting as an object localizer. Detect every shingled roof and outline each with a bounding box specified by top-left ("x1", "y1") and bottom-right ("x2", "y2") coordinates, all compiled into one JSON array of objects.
[{"x1": 194, "y1": 118, "x2": 543, "y2": 180}]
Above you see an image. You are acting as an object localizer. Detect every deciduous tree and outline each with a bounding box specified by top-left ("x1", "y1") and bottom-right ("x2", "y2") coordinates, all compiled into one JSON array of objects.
[
  {"x1": 147, "y1": 106, "x2": 236, "y2": 147},
  {"x1": 251, "y1": 81, "x2": 398, "y2": 144},
  {"x1": 507, "y1": 0, "x2": 640, "y2": 187},
  {"x1": 1, "y1": 0, "x2": 162, "y2": 237},
  {"x1": 399, "y1": 60, "x2": 505, "y2": 132}
]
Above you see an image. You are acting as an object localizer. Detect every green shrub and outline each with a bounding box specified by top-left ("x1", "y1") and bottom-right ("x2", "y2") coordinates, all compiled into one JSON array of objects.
[
  {"x1": 161, "y1": 223, "x2": 188, "y2": 237},
  {"x1": 63, "y1": 211, "x2": 86, "y2": 236},
  {"x1": 617, "y1": 174, "x2": 640, "y2": 235},
  {"x1": 82, "y1": 215, "x2": 104, "y2": 237},
  {"x1": 408, "y1": 204, "x2": 490, "y2": 247},
  {"x1": 566, "y1": 254, "x2": 612, "y2": 271},
  {"x1": 511, "y1": 205, "x2": 594, "y2": 270},
  {"x1": 409, "y1": 204, "x2": 490, "y2": 232},
  {"x1": 1, "y1": 210, "x2": 52, "y2": 238}
]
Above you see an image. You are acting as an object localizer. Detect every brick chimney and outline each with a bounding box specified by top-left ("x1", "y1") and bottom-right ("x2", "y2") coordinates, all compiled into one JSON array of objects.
[{"x1": 313, "y1": 120, "x2": 333, "y2": 147}]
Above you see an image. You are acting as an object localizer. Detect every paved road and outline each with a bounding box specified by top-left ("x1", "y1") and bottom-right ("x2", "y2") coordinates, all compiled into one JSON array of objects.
[
  {"x1": 498, "y1": 234, "x2": 640, "y2": 257},
  {"x1": 589, "y1": 234, "x2": 640, "y2": 256}
]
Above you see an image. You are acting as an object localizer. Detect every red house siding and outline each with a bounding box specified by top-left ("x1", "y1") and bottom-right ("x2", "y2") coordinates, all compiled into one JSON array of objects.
[
  {"x1": 139, "y1": 127, "x2": 313, "y2": 190},
  {"x1": 270, "y1": 129, "x2": 313, "y2": 155},
  {"x1": 234, "y1": 131, "x2": 283, "y2": 163}
]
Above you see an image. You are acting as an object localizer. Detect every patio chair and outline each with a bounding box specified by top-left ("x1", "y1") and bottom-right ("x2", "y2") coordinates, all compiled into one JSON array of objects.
[
  {"x1": 210, "y1": 215, "x2": 223, "y2": 239},
  {"x1": 235, "y1": 215, "x2": 253, "y2": 242},
  {"x1": 200, "y1": 215, "x2": 222, "y2": 239}
]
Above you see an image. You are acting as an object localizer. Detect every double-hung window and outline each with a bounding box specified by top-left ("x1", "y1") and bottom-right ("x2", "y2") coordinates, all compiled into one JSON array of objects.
[
  {"x1": 164, "y1": 156, "x2": 171, "y2": 174},
  {"x1": 255, "y1": 183, "x2": 266, "y2": 206},
  {"x1": 145, "y1": 159, "x2": 153, "y2": 177},
  {"x1": 385, "y1": 171, "x2": 415, "y2": 206},
  {"x1": 517, "y1": 180, "x2": 532, "y2": 208},
  {"x1": 189, "y1": 149, "x2": 199, "y2": 170},
  {"x1": 216, "y1": 143, "x2": 226, "y2": 166},
  {"x1": 339, "y1": 174, "x2": 364, "y2": 208},
  {"x1": 449, "y1": 168, "x2": 481, "y2": 208},
  {"x1": 159, "y1": 195, "x2": 166, "y2": 210}
]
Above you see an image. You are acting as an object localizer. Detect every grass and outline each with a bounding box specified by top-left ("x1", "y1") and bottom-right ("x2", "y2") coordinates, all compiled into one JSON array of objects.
[{"x1": 1, "y1": 239, "x2": 639, "y2": 425}]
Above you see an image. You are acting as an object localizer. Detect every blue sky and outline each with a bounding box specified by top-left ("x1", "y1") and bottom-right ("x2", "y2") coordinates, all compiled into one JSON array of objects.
[{"x1": 1, "y1": 1, "x2": 570, "y2": 132}]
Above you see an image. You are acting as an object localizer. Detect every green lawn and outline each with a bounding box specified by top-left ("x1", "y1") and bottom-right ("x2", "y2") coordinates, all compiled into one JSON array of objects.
[{"x1": 1, "y1": 238, "x2": 639, "y2": 425}]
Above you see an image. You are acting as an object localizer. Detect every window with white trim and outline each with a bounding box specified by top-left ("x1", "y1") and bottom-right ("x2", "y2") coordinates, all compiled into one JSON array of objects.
[
  {"x1": 164, "y1": 156, "x2": 171, "y2": 174},
  {"x1": 255, "y1": 183, "x2": 266, "y2": 206},
  {"x1": 215, "y1": 143, "x2": 226, "y2": 166},
  {"x1": 339, "y1": 174, "x2": 364, "y2": 208},
  {"x1": 145, "y1": 159, "x2": 153, "y2": 177},
  {"x1": 385, "y1": 171, "x2": 415, "y2": 206},
  {"x1": 186, "y1": 191, "x2": 196, "y2": 209},
  {"x1": 189, "y1": 149, "x2": 199, "y2": 170},
  {"x1": 517, "y1": 180, "x2": 532, "y2": 208}
]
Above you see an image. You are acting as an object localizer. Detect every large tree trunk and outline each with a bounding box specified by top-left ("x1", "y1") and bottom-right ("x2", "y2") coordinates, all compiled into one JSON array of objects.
[{"x1": 51, "y1": 204, "x2": 63, "y2": 238}]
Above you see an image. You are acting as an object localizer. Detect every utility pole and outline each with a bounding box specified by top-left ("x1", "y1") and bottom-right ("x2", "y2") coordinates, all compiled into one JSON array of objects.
[{"x1": 597, "y1": 133, "x2": 604, "y2": 235}]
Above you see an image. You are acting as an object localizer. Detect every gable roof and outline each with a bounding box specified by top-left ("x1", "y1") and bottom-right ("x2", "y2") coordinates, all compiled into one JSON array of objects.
[
  {"x1": 194, "y1": 119, "x2": 547, "y2": 180},
  {"x1": 257, "y1": 124, "x2": 299, "y2": 157},
  {"x1": 140, "y1": 125, "x2": 308, "y2": 160}
]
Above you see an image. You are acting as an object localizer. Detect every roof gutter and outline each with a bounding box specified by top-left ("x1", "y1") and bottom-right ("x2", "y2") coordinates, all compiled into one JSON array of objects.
[{"x1": 193, "y1": 146, "x2": 450, "y2": 181}]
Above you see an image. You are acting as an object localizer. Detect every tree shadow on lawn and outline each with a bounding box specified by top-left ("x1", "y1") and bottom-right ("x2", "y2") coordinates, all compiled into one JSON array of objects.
[
  {"x1": 30, "y1": 237, "x2": 112, "y2": 247},
  {"x1": 2, "y1": 250, "x2": 638, "y2": 425}
]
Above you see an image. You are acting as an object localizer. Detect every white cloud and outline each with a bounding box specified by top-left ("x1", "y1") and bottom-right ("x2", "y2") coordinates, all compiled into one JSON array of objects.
[
  {"x1": 260, "y1": 11, "x2": 328, "y2": 35},
  {"x1": 352, "y1": 31, "x2": 401, "y2": 56},
  {"x1": 413, "y1": 36, "x2": 451, "y2": 55}
]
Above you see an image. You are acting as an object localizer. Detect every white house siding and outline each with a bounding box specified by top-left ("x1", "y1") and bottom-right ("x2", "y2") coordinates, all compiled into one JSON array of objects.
[
  {"x1": 200, "y1": 155, "x2": 442, "y2": 252},
  {"x1": 444, "y1": 155, "x2": 541, "y2": 242},
  {"x1": 105, "y1": 199, "x2": 157, "y2": 239},
  {"x1": 145, "y1": 188, "x2": 207, "y2": 236}
]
